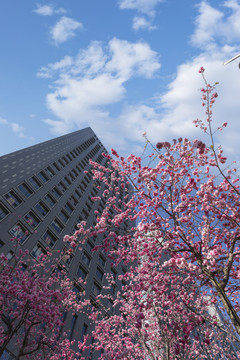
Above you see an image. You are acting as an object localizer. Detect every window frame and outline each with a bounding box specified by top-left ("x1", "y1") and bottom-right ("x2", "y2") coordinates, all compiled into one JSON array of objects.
[
  {"x1": 37, "y1": 170, "x2": 49, "y2": 183},
  {"x1": 4, "y1": 190, "x2": 22, "y2": 208},
  {"x1": 35, "y1": 201, "x2": 49, "y2": 217},
  {"x1": 92, "y1": 281, "x2": 101, "y2": 297},
  {"x1": 51, "y1": 218, "x2": 64, "y2": 234},
  {"x1": 58, "y1": 209, "x2": 70, "y2": 224},
  {"x1": 96, "y1": 267, "x2": 104, "y2": 282},
  {"x1": 28, "y1": 176, "x2": 42, "y2": 190},
  {"x1": 0, "y1": 202, "x2": 10, "y2": 221},
  {"x1": 24, "y1": 210, "x2": 41, "y2": 229},
  {"x1": 17, "y1": 182, "x2": 33, "y2": 198},
  {"x1": 43, "y1": 193, "x2": 56, "y2": 208},
  {"x1": 82, "y1": 251, "x2": 91, "y2": 267},
  {"x1": 51, "y1": 186, "x2": 62, "y2": 200},
  {"x1": 76, "y1": 265, "x2": 88, "y2": 281},
  {"x1": 9, "y1": 222, "x2": 30, "y2": 244},
  {"x1": 31, "y1": 243, "x2": 47, "y2": 260},
  {"x1": 42, "y1": 229, "x2": 57, "y2": 248}
]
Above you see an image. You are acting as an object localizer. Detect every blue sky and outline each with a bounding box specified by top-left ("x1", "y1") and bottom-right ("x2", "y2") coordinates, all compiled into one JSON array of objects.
[{"x1": 0, "y1": 0, "x2": 240, "y2": 158}]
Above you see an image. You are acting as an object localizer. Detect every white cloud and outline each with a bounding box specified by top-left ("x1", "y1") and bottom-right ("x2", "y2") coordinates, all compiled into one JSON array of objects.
[
  {"x1": 0, "y1": 117, "x2": 8, "y2": 125},
  {"x1": 119, "y1": 0, "x2": 163, "y2": 16},
  {"x1": 40, "y1": 38, "x2": 160, "y2": 80},
  {"x1": 45, "y1": 74, "x2": 125, "y2": 125},
  {"x1": 106, "y1": 38, "x2": 160, "y2": 79},
  {"x1": 73, "y1": 41, "x2": 108, "y2": 76},
  {"x1": 190, "y1": 2, "x2": 223, "y2": 48},
  {"x1": 37, "y1": 56, "x2": 73, "y2": 78},
  {"x1": 118, "y1": 0, "x2": 163, "y2": 30},
  {"x1": 111, "y1": 0, "x2": 240, "y2": 155},
  {"x1": 191, "y1": 0, "x2": 240, "y2": 48},
  {"x1": 50, "y1": 17, "x2": 83, "y2": 44},
  {"x1": 39, "y1": 1, "x2": 240, "y2": 158},
  {"x1": 0, "y1": 117, "x2": 25, "y2": 138},
  {"x1": 38, "y1": 38, "x2": 160, "y2": 148},
  {"x1": 10, "y1": 123, "x2": 25, "y2": 138},
  {"x1": 149, "y1": 0, "x2": 240, "y2": 155},
  {"x1": 132, "y1": 16, "x2": 157, "y2": 31},
  {"x1": 33, "y1": 4, "x2": 66, "y2": 16}
]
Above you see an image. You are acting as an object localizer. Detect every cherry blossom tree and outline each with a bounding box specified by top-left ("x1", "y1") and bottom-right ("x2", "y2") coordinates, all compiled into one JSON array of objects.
[
  {"x1": 66, "y1": 68, "x2": 240, "y2": 359},
  {"x1": 2, "y1": 68, "x2": 240, "y2": 359},
  {"x1": 0, "y1": 247, "x2": 81, "y2": 360}
]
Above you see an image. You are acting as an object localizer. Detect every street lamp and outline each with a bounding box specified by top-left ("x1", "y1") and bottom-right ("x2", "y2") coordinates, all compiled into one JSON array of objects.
[{"x1": 223, "y1": 53, "x2": 240, "y2": 67}]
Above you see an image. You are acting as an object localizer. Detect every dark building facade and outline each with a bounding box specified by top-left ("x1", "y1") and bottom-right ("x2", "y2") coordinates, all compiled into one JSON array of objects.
[{"x1": 0, "y1": 128, "x2": 128, "y2": 359}]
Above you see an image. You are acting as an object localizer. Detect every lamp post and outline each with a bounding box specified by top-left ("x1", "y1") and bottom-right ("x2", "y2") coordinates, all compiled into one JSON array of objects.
[{"x1": 223, "y1": 53, "x2": 240, "y2": 67}]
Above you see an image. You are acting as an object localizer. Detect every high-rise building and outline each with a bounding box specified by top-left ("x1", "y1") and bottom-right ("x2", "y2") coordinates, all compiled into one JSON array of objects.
[{"x1": 0, "y1": 127, "x2": 128, "y2": 359}]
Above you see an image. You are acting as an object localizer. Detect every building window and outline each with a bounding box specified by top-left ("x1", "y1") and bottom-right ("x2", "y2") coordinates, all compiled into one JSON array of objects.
[
  {"x1": 31, "y1": 243, "x2": 47, "y2": 259},
  {"x1": 92, "y1": 282, "x2": 101, "y2": 297},
  {"x1": 72, "y1": 284, "x2": 82, "y2": 302},
  {"x1": 67, "y1": 154, "x2": 72, "y2": 161},
  {"x1": 4, "y1": 190, "x2": 22, "y2": 208},
  {"x1": 84, "y1": 176, "x2": 90, "y2": 184},
  {"x1": 69, "y1": 315, "x2": 78, "y2": 341},
  {"x1": 73, "y1": 224, "x2": 79, "y2": 233},
  {"x1": 64, "y1": 202, "x2": 74, "y2": 214},
  {"x1": 29, "y1": 176, "x2": 42, "y2": 190},
  {"x1": 58, "y1": 181, "x2": 67, "y2": 193},
  {"x1": 51, "y1": 218, "x2": 64, "y2": 234},
  {"x1": 18, "y1": 182, "x2": 33, "y2": 198},
  {"x1": 82, "y1": 208, "x2": 89, "y2": 220},
  {"x1": 24, "y1": 211, "x2": 40, "y2": 229},
  {"x1": 62, "y1": 156, "x2": 69, "y2": 165},
  {"x1": 35, "y1": 201, "x2": 49, "y2": 217},
  {"x1": 86, "y1": 241, "x2": 94, "y2": 253},
  {"x1": 0, "y1": 202, "x2": 10, "y2": 221},
  {"x1": 57, "y1": 311, "x2": 68, "y2": 340},
  {"x1": 42, "y1": 230, "x2": 57, "y2": 248},
  {"x1": 61, "y1": 247, "x2": 73, "y2": 266},
  {"x1": 110, "y1": 284, "x2": 116, "y2": 295},
  {"x1": 38, "y1": 171, "x2": 49, "y2": 183},
  {"x1": 9, "y1": 222, "x2": 29, "y2": 244},
  {"x1": 96, "y1": 267, "x2": 104, "y2": 282},
  {"x1": 69, "y1": 195, "x2": 78, "y2": 207},
  {"x1": 51, "y1": 187, "x2": 62, "y2": 199},
  {"x1": 99, "y1": 254, "x2": 106, "y2": 268},
  {"x1": 52, "y1": 162, "x2": 60, "y2": 172},
  {"x1": 6, "y1": 250, "x2": 14, "y2": 262},
  {"x1": 45, "y1": 166, "x2": 55, "y2": 178},
  {"x1": 86, "y1": 202, "x2": 91, "y2": 212},
  {"x1": 72, "y1": 169, "x2": 78, "y2": 177},
  {"x1": 58, "y1": 210, "x2": 69, "y2": 224},
  {"x1": 64, "y1": 176, "x2": 71, "y2": 186},
  {"x1": 44, "y1": 193, "x2": 56, "y2": 208},
  {"x1": 80, "y1": 323, "x2": 88, "y2": 342},
  {"x1": 76, "y1": 215, "x2": 84, "y2": 224},
  {"x1": 111, "y1": 268, "x2": 117, "y2": 280},
  {"x1": 81, "y1": 180, "x2": 87, "y2": 189},
  {"x1": 82, "y1": 252, "x2": 91, "y2": 267},
  {"x1": 107, "y1": 298, "x2": 114, "y2": 313},
  {"x1": 76, "y1": 265, "x2": 87, "y2": 280},
  {"x1": 58, "y1": 159, "x2": 65, "y2": 168},
  {"x1": 53, "y1": 265, "x2": 66, "y2": 280},
  {"x1": 75, "y1": 189, "x2": 81, "y2": 200},
  {"x1": 78, "y1": 184, "x2": 84, "y2": 193}
]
